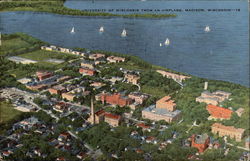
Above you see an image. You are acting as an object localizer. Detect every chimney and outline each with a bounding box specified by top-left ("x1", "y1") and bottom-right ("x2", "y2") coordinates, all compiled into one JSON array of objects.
[
  {"x1": 204, "y1": 82, "x2": 208, "y2": 90},
  {"x1": 91, "y1": 97, "x2": 95, "y2": 124}
]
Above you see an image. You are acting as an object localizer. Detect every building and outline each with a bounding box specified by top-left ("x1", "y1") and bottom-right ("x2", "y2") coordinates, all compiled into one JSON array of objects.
[
  {"x1": 156, "y1": 96, "x2": 176, "y2": 112},
  {"x1": 211, "y1": 123, "x2": 245, "y2": 142},
  {"x1": 128, "y1": 92, "x2": 149, "y2": 104},
  {"x1": 206, "y1": 104, "x2": 233, "y2": 120},
  {"x1": 48, "y1": 85, "x2": 66, "y2": 95},
  {"x1": 104, "y1": 113, "x2": 121, "y2": 127},
  {"x1": 196, "y1": 90, "x2": 232, "y2": 105},
  {"x1": 57, "y1": 76, "x2": 71, "y2": 83},
  {"x1": 107, "y1": 56, "x2": 125, "y2": 63},
  {"x1": 26, "y1": 84, "x2": 48, "y2": 91},
  {"x1": 88, "y1": 99, "x2": 106, "y2": 124},
  {"x1": 156, "y1": 70, "x2": 190, "y2": 83},
  {"x1": 62, "y1": 92, "x2": 75, "y2": 102},
  {"x1": 235, "y1": 108, "x2": 245, "y2": 117},
  {"x1": 124, "y1": 73, "x2": 140, "y2": 85},
  {"x1": 8, "y1": 56, "x2": 37, "y2": 64},
  {"x1": 89, "y1": 53, "x2": 105, "y2": 60},
  {"x1": 36, "y1": 71, "x2": 53, "y2": 81},
  {"x1": 54, "y1": 102, "x2": 68, "y2": 113},
  {"x1": 191, "y1": 134, "x2": 210, "y2": 153},
  {"x1": 245, "y1": 137, "x2": 250, "y2": 149},
  {"x1": 79, "y1": 68, "x2": 96, "y2": 76},
  {"x1": 142, "y1": 96, "x2": 181, "y2": 123},
  {"x1": 90, "y1": 82, "x2": 105, "y2": 89},
  {"x1": 101, "y1": 93, "x2": 133, "y2": 107},
  {"x1": 81, "y1": 60, "x2": 95, "y2": 69}
]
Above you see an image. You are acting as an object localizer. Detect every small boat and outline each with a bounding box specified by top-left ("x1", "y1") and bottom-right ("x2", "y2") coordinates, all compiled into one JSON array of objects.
[
  {"x1": 164, "y1": 38, "x2": 170, "y2": 46},
  {"x1": 70, "y1": 27, "x2": 75, "y2": 33},
  {"x1": 121, "y1": 29, "x2": 127, "y2": 37},
  {"x1": 159, "y1": 43, "x2": 162, "y2": 47},
  {"x1": 99, "y1": 26, "x2": 104, "y2": 33},
  {"x1": 204, "y1": 26, "x2": 210, "y2": 32}
]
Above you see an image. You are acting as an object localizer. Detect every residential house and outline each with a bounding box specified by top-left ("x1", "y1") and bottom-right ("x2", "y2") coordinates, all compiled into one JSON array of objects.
[
  {"x1": 104, "y1": 113, "x2": 122, "y2": 127},
  {"x1": 107, "y1": 56, "x2": 125, "y2": 63},
  {"x1": 124, "y1": 73, "x2": 140, "y2": 85},
  {"x1": 89, "y1": 53, "x2": 105, "y2": 60},
  {"x1": 156, "y1": 70, "x2": 190, "y2": 83},
  {"x1": 79, "y1": 68, "x2": 96, "y2": 76},
  {"x1": 48, "y1": 85, "x2": 66, "y2": 95}
]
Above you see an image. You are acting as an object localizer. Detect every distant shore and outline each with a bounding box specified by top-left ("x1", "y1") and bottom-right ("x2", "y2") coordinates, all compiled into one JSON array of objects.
[{"x1": 0, "y1": 1, "x2": 176, "y2": 19}]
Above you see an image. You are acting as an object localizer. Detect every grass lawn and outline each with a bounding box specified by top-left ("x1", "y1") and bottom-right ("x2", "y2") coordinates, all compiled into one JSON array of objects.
[
  {"x1": 0, "y1": 101, "x2": 22, "y2": 124},
  {"x1": 0, "y1": 38, "x2": 32, "y2": 55}
]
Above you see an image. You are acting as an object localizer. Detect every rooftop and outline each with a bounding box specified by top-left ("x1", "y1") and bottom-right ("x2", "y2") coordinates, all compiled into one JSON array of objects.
[{"x1": 143, "y1": 105, "x2": 181, "y2": 118}]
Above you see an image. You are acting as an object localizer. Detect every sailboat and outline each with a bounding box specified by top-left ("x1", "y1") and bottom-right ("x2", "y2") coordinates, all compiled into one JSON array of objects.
[
  {"x1": 121, "y1": 29, "x2": 127, "y2": 37},
  {"x1": 164, "y1": 38, "x2": 170, "y2": 46},
  {"x1": 159, "y1": 43, "x2": 162, "y2": 47},
  {"x1": 99, "y1": 26, "x2": 104, "y2": 33},
  {"x1": 204, "y1": 26, "x2": 210, "y2": 32},
  {"x1": 70, "y1": 27, "x2": 75, "y2": 34}
]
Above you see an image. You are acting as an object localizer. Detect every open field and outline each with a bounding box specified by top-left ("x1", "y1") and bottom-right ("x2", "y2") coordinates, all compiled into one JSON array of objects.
[
  {"x1": 0, "y1": 38, "x2": 32, "y2": 55},
  {"x1": 0, "y1": 101, "x2": 22, "y2": 124}
]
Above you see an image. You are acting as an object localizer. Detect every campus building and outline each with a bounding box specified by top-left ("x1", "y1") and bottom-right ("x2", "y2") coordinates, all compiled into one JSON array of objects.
[{"x1": 191, "y1": 134, "x2": 210, "y2": 153}]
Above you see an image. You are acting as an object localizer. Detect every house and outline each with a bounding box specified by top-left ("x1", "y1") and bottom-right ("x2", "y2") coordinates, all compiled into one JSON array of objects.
[
  {"x1": 81, "y1": 60, "x2": 95, "y2": 69},
  {"x1": 191, "y1": 134, "x2": 210, "y2": 153},
  {"x1": 48, "y1": 85, "x2": 66, "y2": 95},
  {"x1": 58, "y1": 132, "x2": 71, "y2": 142},
  {"x1": 90, "y1": 82, "x2": 105, "y2": 89},
  {"x1": 108, "y1": 77, "x2": 123, "y2": 84},
  {"x1": 79, "y1": 68, "x2": 96, "y2": 76},
  {"x1": 206, "y1": 104, "x2": 233, "y2": 120},
  {"x1": 235, "y1": 108, "x2": 245, "y2": 117},
  {"x1": 26, "y1": 84, "x2": 47, "y2": 91},
  {"x1": 128, "y1": 92, "x2": 149, "y2": 104},
  {"x1": 104, "y1": 113, "x2": 121, "y2": 127},
  {"x1": 156, "y1": 70, "x2": 190, "y2": 83},
  {"x1": 101, "y1": 93, "x2": 133, "y2": 107},
  {"x1": 54, "y1": 102, "x2": 68, "y2": 113},
  {"x1": 89, "y1": 53, "x2": 105, "y2": 60},
  {"x1": 124, "y1": 73, "x2": 140, "y2": 85},
  {"x1": 77, "y1": 152, "x2": 88, "y2": 160},
  {"x1": 136, "y1": 123, "x2": 151, "y2": 132},
  {"x1": 62, "y1": 92, "x2": 75, "y2": 102},
  {"x1": 145, "y1": 136, "x2": 157, "y2": 144},
  {"x1": 56, "y1": 157, "x2": 66, "y2": 161},
  {"x1": 211, "y1": 123, "x2": 245, "y2": 142},
  {"x1": 57, "y1": 76, "x2": 71, "y2": 83},
  {"x1": 142, "y1": 96, "x2": 181, "y2": 123},
  {"x1": 36, "y1": 71, "x2": 53, "y2": 81},
  {"x1": 107, "y1": 56, "x2": 125, "y2": 63},
  {"x1": 196, "y1": 90, "x2": 231, "y2": 105}
]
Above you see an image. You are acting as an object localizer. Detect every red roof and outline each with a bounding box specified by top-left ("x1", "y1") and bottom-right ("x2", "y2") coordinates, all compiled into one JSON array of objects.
[
  {"x1": 136, "y1": 123, "x2": 150, "y2": 129},
  {"x1": 95, "y1": 109, "x2": 105, "y2": 116},
  {"x1": 206, "y1": 104, "x2": 232, "y2": 119},
  {"x1": 104, "y1": 113, "x2": 120, "y2": 120}
]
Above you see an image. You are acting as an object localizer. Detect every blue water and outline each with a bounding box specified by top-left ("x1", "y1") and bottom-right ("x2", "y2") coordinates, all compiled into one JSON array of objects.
[{"x1": 0, "y1": 1, "x2": 249, "y2": 86}]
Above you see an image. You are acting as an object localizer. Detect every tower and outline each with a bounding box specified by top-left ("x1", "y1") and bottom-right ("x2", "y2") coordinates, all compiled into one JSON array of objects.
[{"x1": 204, "y1": 82, "x2": 208, "y2": 90}]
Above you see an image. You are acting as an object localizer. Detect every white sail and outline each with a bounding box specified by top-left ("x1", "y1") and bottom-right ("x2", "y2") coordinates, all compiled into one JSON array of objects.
[
  {"x1": 99, "y1": 26, "x2": 104, "y2": 33},
  {"x1": 159, "y1": 43, "x2": 162, "y2": 47},
  {"x1": 204, "y1": 26, "x2": 210, "y2": 32},
  {"x1": 164, "y1": 38, "x2": 170, "y2": 46},
  {"x1": 121, "y1": 29, "x2": 127, "y2": 37},
  {"x1": 70, "y1": 27, "x2": 75, "y2": 33}
]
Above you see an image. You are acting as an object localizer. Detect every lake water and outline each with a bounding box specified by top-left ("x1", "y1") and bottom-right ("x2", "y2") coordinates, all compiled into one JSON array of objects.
[{"x1": 0, "y1": 1, "x2": 249, "y2": 86}]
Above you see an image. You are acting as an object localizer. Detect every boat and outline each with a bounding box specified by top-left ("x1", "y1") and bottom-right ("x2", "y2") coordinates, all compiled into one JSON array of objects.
[
  {"x1": 70, "y1": 27, "x2": 75, "y2": 33},
  {"x1": 121, "y1": 29, "x2": 127, "y2": 37},
  {"x1": 164, "y1": 38, "x2": 170, "y2": 46},
  {"x1": 159, "y1": 43, "x2": 162, "y2": 47},
  {"x1": 204, "y1": 26, "x2": 210, "y2": 32},
  {"x1": 99, "y1": 26, "x2": 104, "y2": 33}
]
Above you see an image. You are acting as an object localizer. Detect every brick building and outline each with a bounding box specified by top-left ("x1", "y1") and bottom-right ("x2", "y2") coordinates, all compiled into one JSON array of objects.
[
  {"x1": 191, "y1": 134, "x2": 210, "y2": 153},
  {"x1": 142, "y1": 96, "x2": 181, "y2": 123},
  {"x1": 206, "y1": 104, "x2": 233, "y2": 120},
  {"x1": 36, "y1": 71, "x2": 53, "y2": 81},
  {"x1": 48, "y1": 85, "x2": 66, "y2": 95},
  {"x1": 79, "y1": 68, "x2": 96, "y2": 76},
  {"x1": 211, "y1": 123, "x2": 245, "y2": 142},
  {"x1": 104, "y1": 113, "x2": 121, "y2": 127},
  {"x1": 101, "y1": 93, "x2": 133, "y2": 107},
  {"x1": 128, "y1": 92, "x2": 149, "y2": 104}
]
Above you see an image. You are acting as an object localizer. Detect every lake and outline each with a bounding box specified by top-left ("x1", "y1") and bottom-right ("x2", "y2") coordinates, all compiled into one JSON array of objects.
[{"x1": 0, "y1": 0, "x2": 249, "y2": 86}]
